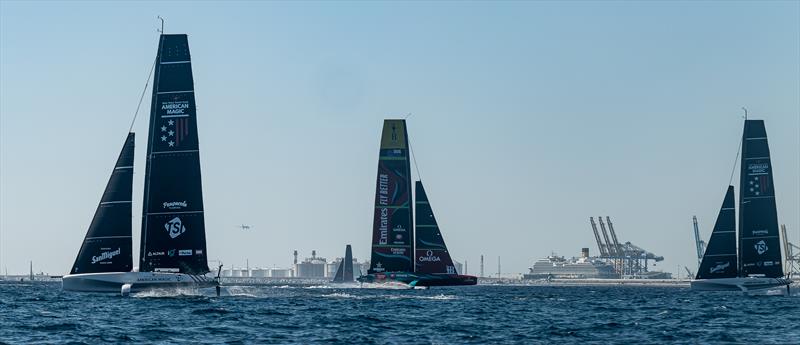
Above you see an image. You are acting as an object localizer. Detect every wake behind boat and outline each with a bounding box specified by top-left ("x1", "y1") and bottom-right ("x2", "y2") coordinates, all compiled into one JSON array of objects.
[
  {"x1": 63, "y1": 33, "x2": 218, "y2": 295},
  {"x1": 691, "y1": 119, "x2": 792, "y2": 292},
  {"x1": 357, "y1": 120, "x2": 476, "y2": 288}
]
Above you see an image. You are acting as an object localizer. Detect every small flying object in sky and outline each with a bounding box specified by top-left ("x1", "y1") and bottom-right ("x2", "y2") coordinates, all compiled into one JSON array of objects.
[{"x1": 236, "y1": 224, "x2": 252, "y2": 230}]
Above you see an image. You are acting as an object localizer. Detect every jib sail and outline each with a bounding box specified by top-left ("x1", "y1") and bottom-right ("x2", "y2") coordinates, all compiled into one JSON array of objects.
[
  {"x1": 696, "y1": 186, "x2": 737, "y2": 279},
  {"x1": 139, "y1": 34, "x2": 209, "y2": 275},
  {"x1": 414, "y1": 181, "x2": 457, "y2": 275},
  {"x1": 70, "y1": 133, "x2": 135, "y2": 274},
  {"x1": 368, "y1": 119, "x2": 414, "y2": 274},
  {"x1": 738, "y1": 120, "x2": 783, "y2": 278}
]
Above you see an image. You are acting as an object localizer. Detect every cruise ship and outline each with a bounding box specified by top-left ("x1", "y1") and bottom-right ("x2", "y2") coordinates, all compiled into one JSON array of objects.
[{"x1": 523, "y1": 250, "x2": 617, "y2": 279}]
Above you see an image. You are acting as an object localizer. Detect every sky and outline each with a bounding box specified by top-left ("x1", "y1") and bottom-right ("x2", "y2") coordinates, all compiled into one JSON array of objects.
[{"x1": 1, "y1": 1, "x2": 798, "y2": 277}]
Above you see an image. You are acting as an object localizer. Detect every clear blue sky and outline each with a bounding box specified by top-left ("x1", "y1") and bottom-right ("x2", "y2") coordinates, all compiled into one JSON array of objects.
[{"x1": 1, "y1": 1, "x2": 798, "y2": 276}]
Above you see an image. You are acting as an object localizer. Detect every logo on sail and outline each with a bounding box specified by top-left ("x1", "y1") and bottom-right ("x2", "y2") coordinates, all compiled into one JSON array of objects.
[
  {"x1": 709, "y1": 262, "x2": 730, "y2": 274},
  {"x1": 419, "y1": 250, "x2": 441, "y2": 262},
  {"x1": 162, "y1": 201, "x2": 187, "y2": 210},
  {"x1": 164, "y1": 217, "x2": 187, "y2": 239},
  {"x1": 754, "y1": 240, "x2": 768, "y2": 255},
  {"x1": 91, "y1": 248, "x2": 121, "y2": 264}
]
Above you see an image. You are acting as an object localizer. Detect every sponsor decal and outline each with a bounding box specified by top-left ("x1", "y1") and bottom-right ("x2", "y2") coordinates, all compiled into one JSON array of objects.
[
  {"x1": 754, "y1": 240, "x2": 768, "y2": 255},
  {"x1": 393, "y1": 225, "x2": 406, "y2": 232},
  {"x1": 709, "y1": 262, "x2": 730, "y2": 274},
  {"x1": 752, "y1": 229, "x2": 769, "y2": 236},
  {"x1": 162, "y1": 201, "x2": 188, "y2": 210},
  {"x1": 164, "y1": 217, "x2": 187, "y2": 239},
  {"x1": 161, "y1": 100, "x2": 190, "y2": 115},
  {"x1": 764, "y1": 261, "x2": 774, "y2": 267},
  {"x1": 747, "y1": 163, "x2": 769, "y2": 175},
  {"x1": 159, "y1": 99, "x2": 191, "y2": 148},
  {"x1": 419, "y1": 250, "x2": 442, "y2": 262},
  {"x1": 446, "y1": 265, "x2": 455, "y2": 274},
  {"x1": 168, "y1": 249, "x2": 176, "y2": 257},
  {"x1": 378, "y1": 174, "x2": 389, "y2": 245},
  {"x1": 91, "y1": 248, "x2": 121, "y2": 264},
  {"x1": 195, "y1": 249, "x2": 203, "y2": 255},
  {"x1": 147, "y1": 251, "x2": 165, "y2": 257},
  {"x1": 391, "y1": 123, "x2": 398, "y2": 141},
  {"x1": 178, "y1": 249, "x2": 192, "y2": 256},
  {"x1": 374, "y1": 262, "x2": 385, "y2": 272},
  {"x1": 391, "y1": 248, "x2": 406, "y2": 255}
]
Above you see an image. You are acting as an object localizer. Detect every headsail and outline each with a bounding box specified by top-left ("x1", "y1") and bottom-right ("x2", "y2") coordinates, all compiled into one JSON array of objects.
[
  {"x1": 332, "y1": 244, "x2": 354, "y2": 282},
  {"x1": 368, "y1": 119, "x2": 414, "y2": 274},
  {"x1": 140, "y1": 34, "x2": 209, "y2": 275},
  {"x1": 414, "y1": 181, "x2": 457, "y2": 275},
  {"x1": 696, "y1": 186, "x2": 737, "y2": 279},
  {"x1": 70, "y1": 133, "x2": 135, "y2": 274},
  {"x1": 738, "y1": 120, "x2": 783, "y2": 278}
]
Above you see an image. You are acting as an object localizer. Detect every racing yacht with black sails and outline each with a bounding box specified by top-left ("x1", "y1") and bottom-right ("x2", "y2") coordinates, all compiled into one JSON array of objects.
[
  {"x1": 63, "y1": 33, "x2": 218, "y2": 294},
  {"x1": 357, "y1": 119, "x2": 476, "y2": 287},
  {"x1": 691, "y1": 119, "x2": 792, "y2": 292},
  {"x1": 331, "y1": 244, "x2": 355, "y2": 283}
]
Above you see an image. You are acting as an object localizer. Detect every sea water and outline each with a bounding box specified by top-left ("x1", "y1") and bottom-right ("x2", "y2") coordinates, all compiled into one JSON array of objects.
[{"x1": 1, "y1": 282, "x2": 798, "y2": 344}]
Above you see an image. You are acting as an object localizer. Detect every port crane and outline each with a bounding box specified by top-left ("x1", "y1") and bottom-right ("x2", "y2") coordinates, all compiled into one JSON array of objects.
[
  {"x1": 692, "y1": 216, "x2": 706, "y2": 267},
  {"x1": 588, "y1": 216, "x2": 664, "y2": 278},
  {"x1": 780, "y1": 224, "x2": 799, "y2": 277}
]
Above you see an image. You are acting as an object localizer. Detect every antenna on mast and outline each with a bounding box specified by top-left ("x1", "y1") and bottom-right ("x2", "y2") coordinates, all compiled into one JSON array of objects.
[
  {"x1": 157, "y1": 16, "x2": 165, "y2": 33},
  {"x1": 741, "y1": 107, "x2": 748, "y2": 120}
]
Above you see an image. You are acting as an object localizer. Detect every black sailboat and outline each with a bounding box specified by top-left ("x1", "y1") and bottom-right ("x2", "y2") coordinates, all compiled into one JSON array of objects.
[
  {"x1": 69, "y1": 133, "x2": 135, "y2": 276},
  {"x1": 332, "y1": 245, "x2": 355, "y2": 283},
  {"x1": 63, "y1": 33, "x2": 216, "y2": 294},
  {"x1": 357, "y1": 119, "x2": 476, "y2": 287},
  {"x1": 691, "y1": 119, "x2": 791, "y2": 291}
]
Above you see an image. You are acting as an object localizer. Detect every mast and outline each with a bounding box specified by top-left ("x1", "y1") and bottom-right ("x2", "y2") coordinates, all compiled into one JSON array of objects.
[
  {"x1": 70, "y1": 133, "x2": 135, "y2": 275},
  {"x1": 738, "y1": 120, "x2": 783, "y2": 278},
  {"x1": 139, "y1": 34, "x2": 209, "y2": 275},
  {"x1": 368, "y1": 120, "x2": 414, "y2": 274}
]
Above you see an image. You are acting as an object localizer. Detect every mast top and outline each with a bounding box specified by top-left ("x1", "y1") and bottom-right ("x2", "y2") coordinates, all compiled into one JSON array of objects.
[{"x1": 157, "y1": 16, "x2": 164, "y2": 33}]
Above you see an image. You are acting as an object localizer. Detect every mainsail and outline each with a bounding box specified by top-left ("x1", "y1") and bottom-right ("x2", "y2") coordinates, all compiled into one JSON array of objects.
[
  {"x1": 414, "y1": 181, "x2": 457, "y2": 275},
  {"x1": 368, "y1": 119, "x2": 414, "y2": 274},
  {"x1": 332, "y1": 244, "x2": 355, "y2": 282},
  {"x1": 738, "y1": 120, "x2": 783, "y2": 278},
  {"x1": 139, "y1": 34, "x2": 209, "y2": 275},
  {"x1": 70, "y1": 133, "x2": 135, "y2": 274},
  {"x1": 696, "y1": 186, "x2": 737, "y2": 279}
]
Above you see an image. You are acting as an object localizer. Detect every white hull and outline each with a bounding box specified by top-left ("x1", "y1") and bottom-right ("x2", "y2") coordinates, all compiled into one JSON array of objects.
[
  {"x1": 62, "y1": 271, "x2": 216, "y2": 293},
  {"x1": 690, "y1": 277, "x2": 792, "y2": 292}
]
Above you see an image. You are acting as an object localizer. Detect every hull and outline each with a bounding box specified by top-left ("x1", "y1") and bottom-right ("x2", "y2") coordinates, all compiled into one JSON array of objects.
[
  {"x1": 691, "y1": 277, "x2": 792, "y2": 292},
  {"x1": 357, "y1": 272, "x2": 477, "y2": 287},
  {"x1": 62, "y1": 271, "x2": 216, "y2": 293}
]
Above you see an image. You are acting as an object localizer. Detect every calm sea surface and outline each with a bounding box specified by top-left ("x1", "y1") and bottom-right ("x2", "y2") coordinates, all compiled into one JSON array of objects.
[{"x1": 1, "y1": 281, "x2": 798, "y2": 344}]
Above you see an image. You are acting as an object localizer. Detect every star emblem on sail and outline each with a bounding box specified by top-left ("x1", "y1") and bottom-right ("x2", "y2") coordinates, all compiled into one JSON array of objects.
[
  {"x1": 164, "y1": 216, "x2": 187, "y2": 239},
  {"x1": 160, "y1": 118, "x2": 190, "y2": 148},
  {"x1": 748, "y1": 176, "x2": 768, "y2": 196}
]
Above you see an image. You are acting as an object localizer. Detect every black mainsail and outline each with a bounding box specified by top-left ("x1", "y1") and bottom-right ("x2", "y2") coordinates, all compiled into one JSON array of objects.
[
  {"x1": 139, "y1": 34, "x2": 209, "y2": 275},
  {"x1": 696, "y1": 186, "x2": 737, "y2": 279},
  {"x1": 332, "y1": 244, "x2": 355, "y2": 282},
  {"x1": 70, "y1": 133, "x2": 135, "y2": 274},
  {"x1": 368, "y1": 119, "x2": 414, "y2": 274},
  {"x1": 414, "y1": 181, "x2": 457, "y2": 275},
  {"x1": 738, "y1": 120, "x2": 783, "y2": 278}
]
